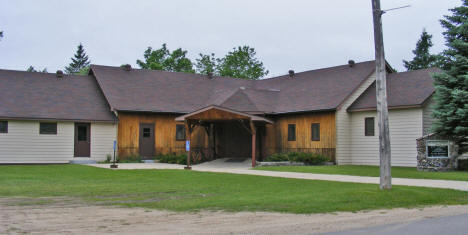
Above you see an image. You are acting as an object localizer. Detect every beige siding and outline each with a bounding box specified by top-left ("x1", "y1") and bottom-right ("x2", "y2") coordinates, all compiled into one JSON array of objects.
[
  {"x1": 422, "y1": 96, "x2": 435, "y2": 135},
  {"x1": 90, "y1": 123, "x2": 117, "y2": 161},
  {"x1": 335, "y1": 71, "x2": 376, "y2": 164},
  {"x1": 0, "y1": 120, "x2": 116, "y2": 163},
  {"x1": 349, "y1": 108, "x2": 423, "y2": 167}
]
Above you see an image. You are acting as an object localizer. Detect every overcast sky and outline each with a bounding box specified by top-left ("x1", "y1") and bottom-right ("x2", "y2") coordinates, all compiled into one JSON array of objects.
[{"x1": 0, "y1": 0, "x2": 460, "y2": 77}]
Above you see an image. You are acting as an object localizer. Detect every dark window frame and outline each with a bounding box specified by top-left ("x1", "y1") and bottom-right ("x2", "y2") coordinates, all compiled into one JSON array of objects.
[
  {"x1": 311, "y1": 123, "x2": 320, "y2": 141},
  {"x1": 287, "y1": 124, "x2": 296, "y2": 141},
  {"x1": 0, "y1": 121, "x2": 7, "y2": 133},
  {"x1": 175, "y1": 124, "x2": 186, "y2": 141},
  {"x1": 39, "y1": 122, "x2": 57, "y2": 135},
  {"x1": 365, "y1": 117, "x2": 375, "y2": 136}
]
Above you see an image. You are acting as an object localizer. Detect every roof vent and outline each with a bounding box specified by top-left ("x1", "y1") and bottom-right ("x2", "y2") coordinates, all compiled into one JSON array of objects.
[
  {"x1": 207, "y1": 72, "x2": 214, "y2": 79},
  {"x1": 288, "y1": 70, "x2": 295, "y2": 77},
  {"x1": 56, "y1": 70, "x2": 64, "y2": 78},
  {"x1": 348, "y1": 60, "x2": 355, "y2": 67},
  {"x1": 123, "y1": 64, "x2": 132, "y2": 71}
]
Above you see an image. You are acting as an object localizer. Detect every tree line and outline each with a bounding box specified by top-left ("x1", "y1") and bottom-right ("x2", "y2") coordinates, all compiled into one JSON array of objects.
[{"x1": 25, "y1": 43, "x2": 269, "y2": 80}]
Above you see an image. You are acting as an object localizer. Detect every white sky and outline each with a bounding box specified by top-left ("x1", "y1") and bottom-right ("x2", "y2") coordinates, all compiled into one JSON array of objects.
[{"x1": 0, "y1": 0, "x2": 460, "y2": 77}]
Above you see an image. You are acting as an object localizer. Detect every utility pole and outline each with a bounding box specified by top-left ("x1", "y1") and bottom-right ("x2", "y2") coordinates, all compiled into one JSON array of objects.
[{"x1": 371, "y1": 0, "x2": 392, "y2": 190}]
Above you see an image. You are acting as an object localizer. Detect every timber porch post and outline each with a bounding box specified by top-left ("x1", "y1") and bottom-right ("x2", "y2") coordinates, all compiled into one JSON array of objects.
[
  {"x1": 185, "y1": 121, "x2": 192, "y2": 170},
  {"x1": 250, "y1": 121, "x2": 256, "y2": 167}
]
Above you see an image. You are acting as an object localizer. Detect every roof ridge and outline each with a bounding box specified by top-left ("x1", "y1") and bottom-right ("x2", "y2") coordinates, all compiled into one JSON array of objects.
[{"x1": 220, "y1": 88, "x2": 260, "y2": 111}]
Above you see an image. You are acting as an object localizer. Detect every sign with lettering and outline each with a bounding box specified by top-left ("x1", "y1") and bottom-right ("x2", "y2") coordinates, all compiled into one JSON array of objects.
[
  {"x1": 186, "y1": 140, "x2": 190, "y2": 152},
  {"x1": 427, "y1": 140, "x2": 450, "y2": 158}
]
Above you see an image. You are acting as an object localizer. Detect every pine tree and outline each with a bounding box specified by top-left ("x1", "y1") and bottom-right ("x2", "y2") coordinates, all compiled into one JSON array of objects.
[
  {"x1": 65, "y1": 43, "x2": 90, "y2": 74},
  {"x1": 403, "y1": 29, "x2": 439, "y2": 70},
  {"x1": 26, "y1": 66, "x2": 48, "y2": 73},
  {"x1": 432, "y1": 0, "x2": 468, "y2": 151}
]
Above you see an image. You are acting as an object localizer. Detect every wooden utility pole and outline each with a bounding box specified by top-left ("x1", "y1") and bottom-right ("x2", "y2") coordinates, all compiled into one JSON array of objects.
[{"x1": 371, "y1": 0, "x2": 392, "y2": 190}]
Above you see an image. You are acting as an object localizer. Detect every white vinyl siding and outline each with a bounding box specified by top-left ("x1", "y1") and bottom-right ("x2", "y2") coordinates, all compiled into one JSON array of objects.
[
  {"x1": 335, "y1": 71, "x2": 376, "y2": 164},
  {"x1": 349, "y1": 108, "x2": 423, "y2": 167},
  {"x1": 422, "y1": 96, "x2": 435, "y2": 135},
  {"x1": 0, "y1": 120, "x2": 116, "y2": 163},
  {"x1": 90, "y1": 123, "x2": 117, "y2": 161}
]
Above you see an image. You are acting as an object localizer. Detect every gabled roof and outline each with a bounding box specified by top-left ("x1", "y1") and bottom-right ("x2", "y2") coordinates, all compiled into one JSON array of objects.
[
  {"x1": 0, "y1": 69, "x2": 116, "y2": 122},
  {"x1": 91, "y1": 60, "x2": 377, "y2": 114},
  {"x1": 175, "y1": 105, "x2": 273, "y2": 124},
  {"x1": 348, "y1": 68, "x2": 440, "y2": 111}
]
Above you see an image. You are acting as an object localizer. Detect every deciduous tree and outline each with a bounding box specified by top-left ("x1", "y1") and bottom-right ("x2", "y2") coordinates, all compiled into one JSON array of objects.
[
  {"x1": 216, "y1": 46, "x2": 268, "y2": 80},
  {"x1": 136, "y1": 44, "x2": 194, "y2": 73}
]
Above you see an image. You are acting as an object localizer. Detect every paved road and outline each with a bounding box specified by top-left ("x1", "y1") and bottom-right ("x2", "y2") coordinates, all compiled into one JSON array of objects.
[
  {"x1": 87, "y1": 159, "x2": 468, "y2": 191},
  {"x1": 324, "y1": 213, "x2": 468, "y2": 235}
]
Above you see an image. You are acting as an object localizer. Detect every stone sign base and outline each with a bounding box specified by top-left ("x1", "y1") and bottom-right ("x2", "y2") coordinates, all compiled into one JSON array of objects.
[{"x1": 417, "y1": 133, "x2": 458, "y2": 171}]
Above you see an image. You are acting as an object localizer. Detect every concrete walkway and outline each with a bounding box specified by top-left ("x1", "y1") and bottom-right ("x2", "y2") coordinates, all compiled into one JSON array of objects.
[{"x1": 88, "y1": 159, "x2": 468, "y2": 191}]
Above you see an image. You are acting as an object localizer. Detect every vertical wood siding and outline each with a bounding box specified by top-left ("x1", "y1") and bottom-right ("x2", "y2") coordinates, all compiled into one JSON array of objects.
[
  {"x1": 264, "y1": 111, "x2": 336, "y2": 159},
  {"x1": 0, "y1": 120, "x2": 115, "y2": 163},
  {"x1": 117, "y1": 112, "x2": 207, "y2": 157},
  {"x1": 335, "y1": 72, "x2": 376, "y2": 164},
  {"x1": 349, "y1": 108, "x2": 423, "y2": 167}
]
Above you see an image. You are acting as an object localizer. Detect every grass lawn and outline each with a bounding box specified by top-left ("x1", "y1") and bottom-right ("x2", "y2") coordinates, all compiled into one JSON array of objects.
[
  {"x1": 254, "y1": 165, "x2": 468, "y2": 181},
  {"x1": 1, "y1": 165, "x2": 468, "y2": 214}
]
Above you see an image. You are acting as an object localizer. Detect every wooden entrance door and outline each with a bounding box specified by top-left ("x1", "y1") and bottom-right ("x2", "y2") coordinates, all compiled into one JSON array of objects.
[
  {"x1": 139, "y1": 123, "x2": 155, "y2": 158},
  {"x1": 74, "y1": 123, "x2": 91, "y2": 157}
]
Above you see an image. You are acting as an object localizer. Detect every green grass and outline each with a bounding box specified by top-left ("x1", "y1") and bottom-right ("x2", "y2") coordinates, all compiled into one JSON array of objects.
[
  {"x1": 0, "y1": 165, "x2": 468, "y2": 214},
  {"x1": 255, "y1": 165, "x2": 468, "y2": 181}
]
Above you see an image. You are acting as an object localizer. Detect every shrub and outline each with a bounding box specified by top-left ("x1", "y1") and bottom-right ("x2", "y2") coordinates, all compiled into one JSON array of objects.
[
  {"x1": 157, "y1": 154, "x2": 187, "y2": 165},
  {"x1": 264, "y1": 153, "x2": 289, "y2": 162},
  {"x1": 118, "y1": 155, "x2": 143, "y2": 163},
  {"x1": 264, "y1": 152, "x2": 330, "y2": 165}
]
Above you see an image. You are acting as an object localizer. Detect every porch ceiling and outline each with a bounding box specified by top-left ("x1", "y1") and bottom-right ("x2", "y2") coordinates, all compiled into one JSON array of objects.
[{"x1": 175, "y1": 105, "x2": 273, "y2": 124}]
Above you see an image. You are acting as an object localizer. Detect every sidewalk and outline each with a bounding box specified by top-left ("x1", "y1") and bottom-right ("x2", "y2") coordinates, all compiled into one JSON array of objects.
[{"x1": 88, "y1": 159, "x2": 468, "y2": 191}]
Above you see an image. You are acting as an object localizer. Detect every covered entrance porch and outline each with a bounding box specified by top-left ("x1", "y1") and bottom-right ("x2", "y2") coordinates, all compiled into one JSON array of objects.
[{"x1": 175, "y1": 106, "x2": 273, "y2": 168}]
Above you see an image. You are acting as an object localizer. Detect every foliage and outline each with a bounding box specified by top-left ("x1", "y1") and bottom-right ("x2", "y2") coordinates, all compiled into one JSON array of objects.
[
  {"x1": 403, "y1": 29, "x2": 439, "y2": 70},
  {"x1": 117, "y1": 155, "x2": 143, "y2": 163},
  {"x1": 432, "y1": 1, "x2": 468, "y2": 149},
  {"x1": 195, "y1": 53, "x2": 217, "y2": 75},
  {"x1": 65, "y1": 43, "x2": 91, "y2": 74},
  {"x1": 216, "y1": 46, "x2": 269, "y2": 80},
  {"x1": 157, "y1": 154, "x2": 188, "y2": 165},
  {"x1": 255, "y1": 165, "x2": 468, "y2": 181},
  {"x1": 136, "y1": 44, "x2": 194, "y2": 73},
  {"x1": 1, "y1": 165, "x2": 468, "y2": 213},
  {"x1": 264, "y1": 152, "x2": 330, "y2": 165},
  {"x1": 264, "y1": 153, "x2": 289, "y2": 162},
  {"x1": 26, "y1": 66, "x2": 48, "y2": 73}
]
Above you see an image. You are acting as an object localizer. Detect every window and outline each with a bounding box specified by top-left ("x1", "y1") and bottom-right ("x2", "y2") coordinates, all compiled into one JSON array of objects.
[
  {"x1": 365, "y1": 117, "x2": 375, "y2": 136},
  {"x1": 287, "y1": 124, "x2": 296, "y2": 141},
  {"x1": 311, "y1": 123, "x2": 320, "y2": 141},
  {"x1": 176, "y1": 124, "x2": 186, "y2": 141},
  {"x1": 40, "y1": 122, "x2": 57, "y2": 134},
  {"x1": 142, "y1": 128, "x2": 151, "y2": 138},
  {"x1": 77, "y1": 126, "x2": 87, "y2": 141},
  {"x1": 0, "y1": 121, "x2": 7, "y2": 133}
]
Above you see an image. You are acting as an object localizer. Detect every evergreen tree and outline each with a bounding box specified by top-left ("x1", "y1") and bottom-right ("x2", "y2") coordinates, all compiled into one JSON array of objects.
[
  {"x1": 432, "y1": 0, "x2": 468, "y2": 151},
  {"x1": 65, "y1": 43, "x2": 90, "y2": 74},
  {"x1": 136, "y1": 44, "x2": 194, "y2": 73},
  {"x1": 26, "y1": 66, "x2": 48, "y2": 73},
  {"x1": 216, "y1": 46, "x2": 268, "y2": 80},
  {"x1": 195, "y1": 53, "x2": 217, "y2": 75},
  {"x1": 403, "y1": 29, "x2": 439, "y2": 70}
]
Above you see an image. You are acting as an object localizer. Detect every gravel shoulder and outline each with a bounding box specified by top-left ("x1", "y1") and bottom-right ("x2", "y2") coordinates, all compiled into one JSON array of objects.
[{"x1": 2, "y1": 198, "x2": 468, "y2": 235}]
